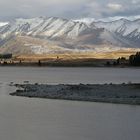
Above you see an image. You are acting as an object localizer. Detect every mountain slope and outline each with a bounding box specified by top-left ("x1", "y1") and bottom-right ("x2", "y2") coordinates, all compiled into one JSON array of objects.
[
  {"x1": 0, "y1": 17, "x2": 140, "y2": 55},
  {"x1": 93, "y1": 19, "x2": 140, "y2": 47}
]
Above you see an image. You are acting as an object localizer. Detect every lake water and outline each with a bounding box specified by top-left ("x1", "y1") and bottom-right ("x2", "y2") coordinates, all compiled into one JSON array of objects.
[
  {"x1": 0, "y1": 67, "x2": 140, "y2": 140},
  {"x1": 0, "y1": 67, "x2": 140, "y2": 84}
]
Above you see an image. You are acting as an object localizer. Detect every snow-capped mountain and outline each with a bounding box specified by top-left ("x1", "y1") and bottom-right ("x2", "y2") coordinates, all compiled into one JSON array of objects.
[
  {"x1": 0, "y1": 17, "x2": 140, "y2": 55},
  {"x1": 93, "y1": 19, "x2": 140, "y2": 46},
  {"x1": 0, "y1": 17, "x2": 96, "y2": 39}
]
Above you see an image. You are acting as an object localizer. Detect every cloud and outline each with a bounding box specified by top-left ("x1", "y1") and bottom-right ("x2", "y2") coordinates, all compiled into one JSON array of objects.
[
  {"x1": 0, "y1": 0, "x2": 139, "y2": 21},
  {"x1": 107, "y1": 3, "x2": 122, "y2": 11},
  {"x1": 132, "y1": 0, "x2": 140, "y2": 4}
]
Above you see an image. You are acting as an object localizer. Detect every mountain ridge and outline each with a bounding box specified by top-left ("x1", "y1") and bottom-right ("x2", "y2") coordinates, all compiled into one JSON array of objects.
[{"x1": 0, "y1": 17, "x2": 140, "y2": 55}]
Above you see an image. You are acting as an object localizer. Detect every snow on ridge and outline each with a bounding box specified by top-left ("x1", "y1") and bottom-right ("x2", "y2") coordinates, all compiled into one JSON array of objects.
[
  {"x1": 73, "y1": 18, "x2": 95, "y2": 25},
  {"x1": 0, "y1": 22, "x2": 8, "y2": 27},
  {"x1": 93, "y1": 18, "x2": 140, "y2": 37},
  {"x1": 8, "y1": 17, "x2": 90, "y2": 39}
]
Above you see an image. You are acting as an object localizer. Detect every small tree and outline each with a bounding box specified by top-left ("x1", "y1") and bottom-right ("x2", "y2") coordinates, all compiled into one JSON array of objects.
[
  {"x1": 106, "y1": 61, "x2": 111, "y2": 66},
  {"x1": 38, "y1": 60, "x2": 41, "y2": 66}
]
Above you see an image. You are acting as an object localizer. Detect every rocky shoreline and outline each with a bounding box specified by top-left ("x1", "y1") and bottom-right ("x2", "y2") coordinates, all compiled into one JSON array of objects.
[{"x1": 10, "y1": 83, "x2": 140, "y2": 105}]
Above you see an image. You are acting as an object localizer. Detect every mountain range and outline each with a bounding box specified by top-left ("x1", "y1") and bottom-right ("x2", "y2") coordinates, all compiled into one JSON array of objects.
[{"x1": 0, "y1": 17, "x2": 140, "y2": 55}]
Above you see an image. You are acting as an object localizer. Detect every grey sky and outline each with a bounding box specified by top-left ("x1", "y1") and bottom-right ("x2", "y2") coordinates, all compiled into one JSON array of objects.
[{"x1": 0, "y1": 0, "x2": 140, "y2": 21}]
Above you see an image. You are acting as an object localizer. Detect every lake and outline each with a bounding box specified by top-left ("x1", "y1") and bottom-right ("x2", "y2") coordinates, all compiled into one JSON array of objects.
[
  {"x1": 0, "y1": 67, "x2": 140, "y2": 84},
  {"x1": 0, "y1": 67, "x2": 140, "y2": 140}
]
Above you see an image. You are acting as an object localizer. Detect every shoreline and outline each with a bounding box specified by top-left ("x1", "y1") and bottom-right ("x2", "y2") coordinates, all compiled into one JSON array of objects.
[
  {"x1": 0, "y1": 60, "x2": 134, "y2": 67},
  {"x1": 0, "y1": 58, "x2": 115, "y2": 67},
  {"x1": 10, "y1": 83, "x2": 140, "y2": 105}
]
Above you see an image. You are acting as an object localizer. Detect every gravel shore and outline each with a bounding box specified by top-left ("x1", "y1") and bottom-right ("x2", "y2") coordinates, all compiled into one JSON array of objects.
[{"x1": 10, "y1": 83, "x2": 140, "y2": 105}]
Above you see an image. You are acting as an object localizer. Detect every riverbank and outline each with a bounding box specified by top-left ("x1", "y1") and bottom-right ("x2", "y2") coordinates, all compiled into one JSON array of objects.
[{"x1": 10, "y1": 83, "x2": 140, "y2": 105}]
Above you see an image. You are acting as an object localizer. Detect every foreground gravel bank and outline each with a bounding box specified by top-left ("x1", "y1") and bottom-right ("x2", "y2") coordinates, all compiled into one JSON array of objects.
[{"x1": 10, "y1": 83, "x2": 140, "y2": 105}]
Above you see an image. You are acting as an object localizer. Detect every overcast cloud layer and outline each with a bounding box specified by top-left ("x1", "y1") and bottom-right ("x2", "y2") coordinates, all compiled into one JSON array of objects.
[{"x1": 0, "y1": 0, "x2": 140, "y2": 21}]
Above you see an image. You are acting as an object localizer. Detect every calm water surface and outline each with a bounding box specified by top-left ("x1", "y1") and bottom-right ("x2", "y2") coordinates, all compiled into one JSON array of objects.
[
  {"x1": 0, "y1": 67, "x2": 139, "y2": 84},
  {"x1": 0, "y1": 67, "x2": 140, "y2": 140}
]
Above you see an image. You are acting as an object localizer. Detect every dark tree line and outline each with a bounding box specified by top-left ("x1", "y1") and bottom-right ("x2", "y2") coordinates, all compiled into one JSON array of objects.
[
  {"x1": 0, "y1": 54, "x2": 12, "y2": 59},
  {"x1": 129, "y1": 52, "x2": 140, "y2": 66}
]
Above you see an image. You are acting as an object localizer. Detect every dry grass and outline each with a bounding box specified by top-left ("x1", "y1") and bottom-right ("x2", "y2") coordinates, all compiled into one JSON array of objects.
[{"x1": 15, "y1": 50, "x2": 137, "y2": 61}]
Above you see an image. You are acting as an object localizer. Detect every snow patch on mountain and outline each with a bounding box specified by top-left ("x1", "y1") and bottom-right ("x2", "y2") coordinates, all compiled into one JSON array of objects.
[
  {"x1": 0, "y1": 22, "x2": 8, "y2": 27},
  {"x1": 74, "y1": 18, "x2": 95, "y2": 25}
]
